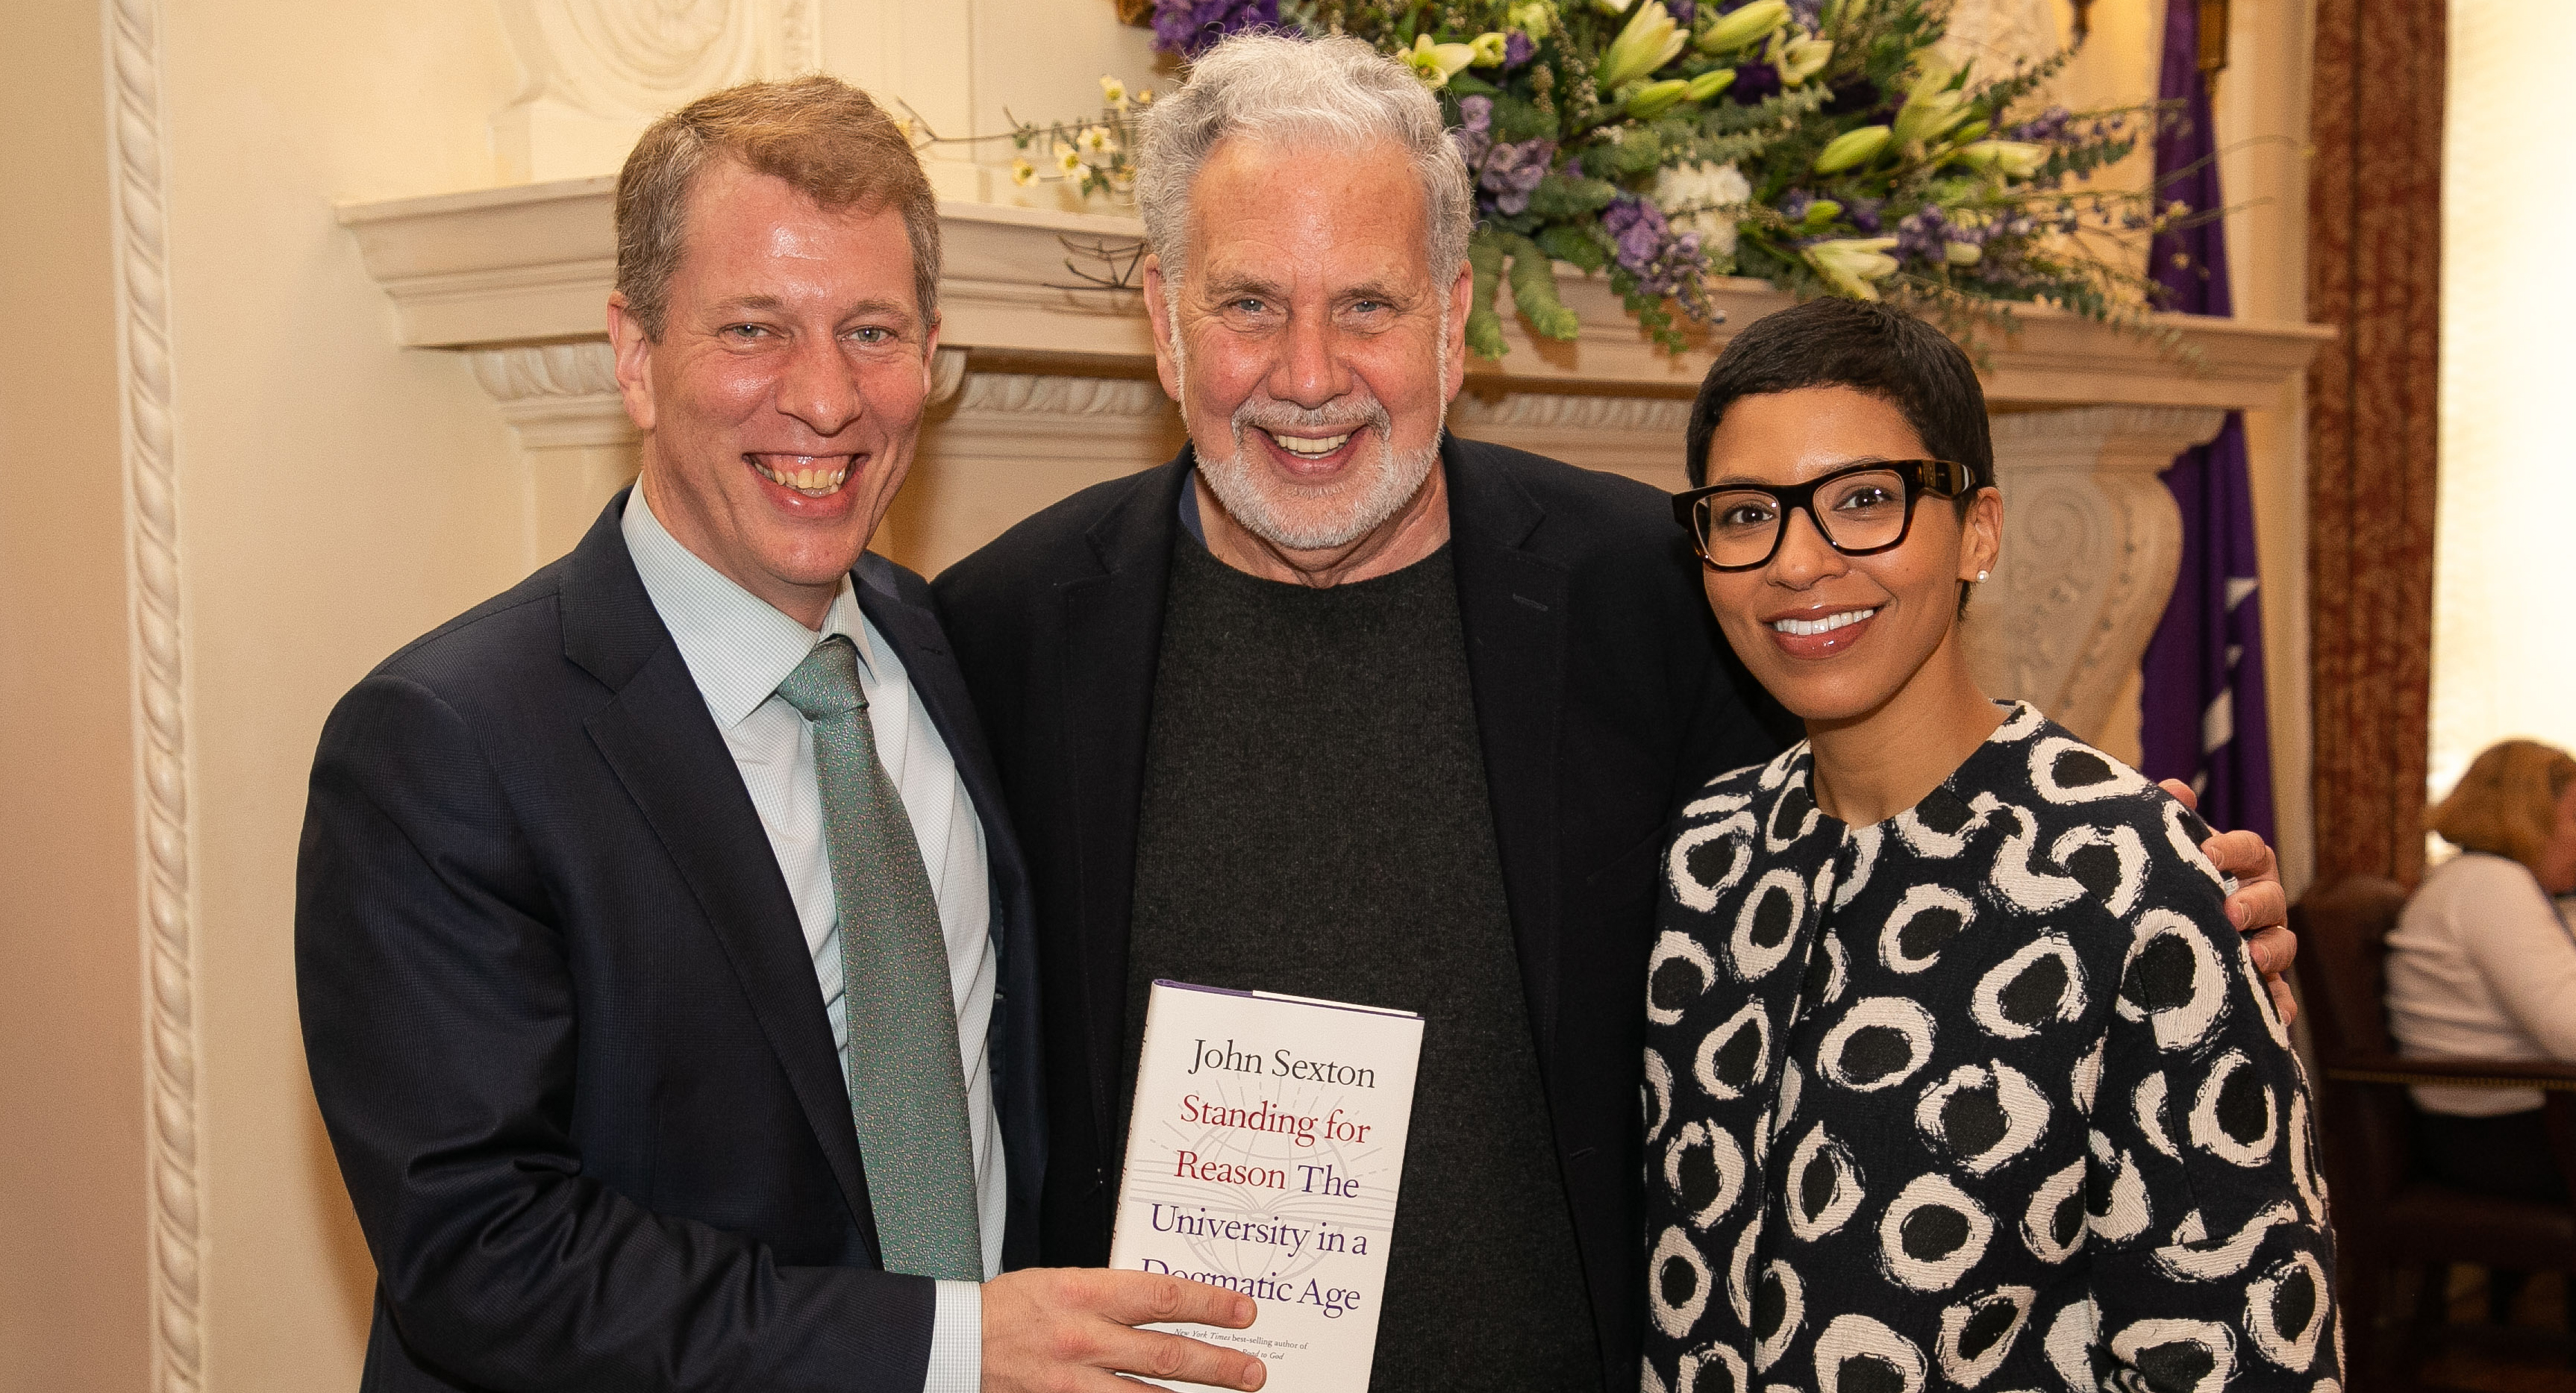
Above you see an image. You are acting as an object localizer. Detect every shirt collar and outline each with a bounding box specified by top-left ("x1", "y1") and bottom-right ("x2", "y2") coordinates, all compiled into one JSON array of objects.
[{"x1": 622, "y1": 485, "x2": 875, "y2": 730}]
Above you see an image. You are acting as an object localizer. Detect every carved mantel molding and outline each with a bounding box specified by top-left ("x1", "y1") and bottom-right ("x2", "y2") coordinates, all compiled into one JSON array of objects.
[
  {"x1": 343, "y1": 181, "x2": 2330, "y2": 407},
  {"x1": 1963, "y1": 407, "x2": 2228, "y2": 758},
  {"x1": 343, "y1": 182, "x2": 2330, "y2": 745}
]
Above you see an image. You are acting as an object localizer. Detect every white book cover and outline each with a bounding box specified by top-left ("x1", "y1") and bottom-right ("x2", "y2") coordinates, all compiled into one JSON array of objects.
[{"x1": 1108, "y1": 980, "x2": 1425, "y2": 1392}]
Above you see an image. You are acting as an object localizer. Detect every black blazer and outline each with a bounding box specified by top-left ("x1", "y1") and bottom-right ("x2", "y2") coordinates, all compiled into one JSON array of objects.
[
  {"x1": 931, "y1": 437, "x2": 1795, "y2": 1389},
  {"x1": 296, "y1": 492, "x2": 1043, "y2": 1393}
]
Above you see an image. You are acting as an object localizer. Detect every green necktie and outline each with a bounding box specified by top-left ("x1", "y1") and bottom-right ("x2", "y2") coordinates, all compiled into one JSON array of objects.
[{"x1": 775, "y1": 636, "x2": 982, "y2": 1281}]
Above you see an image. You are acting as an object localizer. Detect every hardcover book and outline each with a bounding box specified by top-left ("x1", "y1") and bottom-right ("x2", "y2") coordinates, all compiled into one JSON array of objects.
[{"x1": 1108, "y1": 980, "x2": 1425, "y2": 1392}]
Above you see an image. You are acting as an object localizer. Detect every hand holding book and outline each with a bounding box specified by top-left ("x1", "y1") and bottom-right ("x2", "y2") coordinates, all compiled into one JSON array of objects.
[{"x1": 980, "y1": 1266, "x2": 1267, "y2": 1392}]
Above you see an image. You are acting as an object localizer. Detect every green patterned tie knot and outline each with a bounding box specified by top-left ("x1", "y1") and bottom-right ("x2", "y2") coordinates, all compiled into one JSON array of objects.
[{"x1": 777, "y1": 636, "x2": 868, "y2": 721}]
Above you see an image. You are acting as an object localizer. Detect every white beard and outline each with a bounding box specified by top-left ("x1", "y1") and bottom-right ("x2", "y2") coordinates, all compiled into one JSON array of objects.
[{"x1": 1175, "y1": 325, "x2": 1446, "y2": 553}]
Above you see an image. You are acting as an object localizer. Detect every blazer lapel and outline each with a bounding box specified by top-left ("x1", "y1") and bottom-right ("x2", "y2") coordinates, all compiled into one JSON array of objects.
[
  {"x1": 560, "y1": 494, "x2": 884, "y2": 1262},
  {"x1": 1445, "y1": 441, "x2": 1572, "y2": 1058},
  {"x1": 1056, "y1": 457, "x2": 1191, "y2": 1147},
  {"x1": 851, "y1": 560, "x2": 1025, "y2": 904}
]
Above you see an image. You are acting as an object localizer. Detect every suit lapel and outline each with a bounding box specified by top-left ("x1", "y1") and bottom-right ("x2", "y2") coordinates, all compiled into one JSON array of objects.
[
  {"x1": 852, "y1": 561, "x2": 1025, "y2": 905},
  {"x1": 1445, "y1": 441, "x2": 1572, "y2": 1058},
  {"x1": 560, "y1": 494, "x2": 883, "y2": 1261},
  {"x1": 1057, "y1": 457, "x2": 1191, "y2": 1147}
]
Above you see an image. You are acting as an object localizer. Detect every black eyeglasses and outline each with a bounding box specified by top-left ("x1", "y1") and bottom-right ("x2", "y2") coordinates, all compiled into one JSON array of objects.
[{"x1": 1671, "y1": 459, "x2": 1980, "y2": 572}]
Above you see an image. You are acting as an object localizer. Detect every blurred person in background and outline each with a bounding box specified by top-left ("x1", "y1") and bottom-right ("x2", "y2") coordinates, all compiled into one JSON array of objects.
[{"x1": 2387, "y1": 739, "x2": 2576, "y2": 1202}]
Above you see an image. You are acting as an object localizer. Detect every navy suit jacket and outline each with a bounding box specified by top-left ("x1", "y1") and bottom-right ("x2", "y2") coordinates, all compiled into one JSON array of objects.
[
  {"x1": 297, "y1": 492, "x2": 1042, "y2": 1392},
  {"x1": 931, "y1": 438, "x2": 1798, "y2": 1390}
]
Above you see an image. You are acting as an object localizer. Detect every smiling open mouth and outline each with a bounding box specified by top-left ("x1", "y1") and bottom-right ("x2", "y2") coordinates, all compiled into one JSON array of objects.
[
  {"x1": 1265, "y1": 430, "x2": 1353, "y2": 459},
  {"x1": 1772, "y1": 607, "x2": 1878, "y2": 636},
  {"x1": 750, "y1": 455, "x2": 851, "y2": 498}
]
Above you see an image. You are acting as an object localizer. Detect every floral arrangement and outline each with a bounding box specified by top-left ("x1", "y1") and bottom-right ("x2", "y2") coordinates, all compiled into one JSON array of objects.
[
  {"x1": 1004, "y1": 76, "x2": 1155, "y2": 198},
  {"x1": 1109, "y1": 0, "x2": 2192, "y2": 359}
]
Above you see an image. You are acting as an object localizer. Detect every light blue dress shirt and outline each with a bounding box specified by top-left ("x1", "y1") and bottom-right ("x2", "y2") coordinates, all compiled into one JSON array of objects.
[{"x1": 623, "y1": 488, "x2": 993, "y2": 1392}]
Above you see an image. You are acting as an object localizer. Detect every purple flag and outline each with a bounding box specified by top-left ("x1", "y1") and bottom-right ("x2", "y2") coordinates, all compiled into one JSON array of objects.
[{"x1": 2137, "y1": 0, "x2": 2278, "y2": 844}]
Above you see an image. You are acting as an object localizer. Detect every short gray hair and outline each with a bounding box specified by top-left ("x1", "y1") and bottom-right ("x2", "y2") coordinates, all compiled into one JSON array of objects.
[{"x1": 1134, "y1": 31, "x2": 1474, "y2": 292}]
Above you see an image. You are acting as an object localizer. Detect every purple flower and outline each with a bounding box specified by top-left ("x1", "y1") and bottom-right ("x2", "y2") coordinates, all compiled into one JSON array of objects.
[
  {"x1": 1665, "y1": 0, "x2": 1697, "y2": 22},
  {"x1": 1503, "y1": 31, "x2": 1535, "y2": 69},
  {"x1": 1893, "y1": 204, "x2": 1948, "y2": 263},
  {"x1": 1478, "y1": 137, "x2": 1557, "y2": 215},
  {"x1": 1728, "y1": 60, "x2": 1783, "y2": 104},
  {"x1": 1151, "y1": 0, "x2": 1278, "y2": 57},
  {"x1": 1604, "y1": 195, "x2": 1711, "y2": 306},
  {"x1": 1597, "y1": 195, "x2": 1679, "y2": 274},
  {"x1": 1604, "y1": 196, "x2": 1670, "y2": 272},
  {"x1": 2007, "y1": 105, "x2": 2073, "y2": 144},
  {"x1": 1845, "y1": 195, "x2": 1885, "y2": 234},
  {"x1": 1454, "y1": 94, "x2": 1495, "y2": 167}
]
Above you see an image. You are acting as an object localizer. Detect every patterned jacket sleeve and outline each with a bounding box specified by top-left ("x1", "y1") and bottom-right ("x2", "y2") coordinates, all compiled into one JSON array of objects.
[{"x1": 2060, "y1": 797, "x2": 2339, "y2": 1392}]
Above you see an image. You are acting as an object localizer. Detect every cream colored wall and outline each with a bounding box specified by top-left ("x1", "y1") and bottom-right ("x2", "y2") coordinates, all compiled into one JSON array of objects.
[
  {"x1": 157, "y1": 4, "x2": 530, "y2": 1389},
  {"x1": 0, "y1": 5, "x2": 151, "y2": 1389}
]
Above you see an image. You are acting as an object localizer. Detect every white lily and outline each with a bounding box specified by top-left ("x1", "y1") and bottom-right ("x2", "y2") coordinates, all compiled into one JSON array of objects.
[
  {"x1": 1891, "y1": 58, "x2": 1972, "y2": 147},
  {"x1": 1951, "y1": 140, "x2": 2046, "y2": 178},
  {"x1": 1697, "y1": 0, "x2": 1788, "y2": 54},
  {"x1": 1775, "y1": 31, "x2": 1833, "y2": 86},
  {"x1": 1403, "y1": 33, "x2": 1479, "y2": 88},
  {"x1": 1598, "y1": 1, "x2": 1688, "y2": 90},
  {"x1": 1807, "y1": 237, "x2": 1902, "y2": 299}
]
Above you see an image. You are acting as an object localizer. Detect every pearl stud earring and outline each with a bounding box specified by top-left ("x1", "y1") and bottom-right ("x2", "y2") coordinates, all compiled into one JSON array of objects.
[{"x1": 1977, "y1": 569, "x2": 1989, "y2": 582}]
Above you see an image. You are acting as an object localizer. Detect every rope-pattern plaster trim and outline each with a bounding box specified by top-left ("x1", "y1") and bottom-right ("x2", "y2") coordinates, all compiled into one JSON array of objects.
[
  {"x1": 1451, "y1": 392, "x2": 1692, "y2": 434},
  {"x1": 107, "y1": 0, "x2": 205, "y2": 1386}
]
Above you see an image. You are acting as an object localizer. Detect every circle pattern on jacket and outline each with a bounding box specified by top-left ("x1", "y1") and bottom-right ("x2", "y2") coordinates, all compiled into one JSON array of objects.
[{"x1": 1642, "y1": 706, "x2": 2339, "y2": 1390}]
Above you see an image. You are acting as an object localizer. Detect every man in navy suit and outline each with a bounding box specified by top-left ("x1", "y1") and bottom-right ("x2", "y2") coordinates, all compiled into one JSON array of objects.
[{"x1": 296, "y1": 77, "x2": 1264, "y2": 1393}]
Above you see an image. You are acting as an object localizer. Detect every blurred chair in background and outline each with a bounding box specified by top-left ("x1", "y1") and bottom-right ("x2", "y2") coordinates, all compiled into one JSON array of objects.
[{"x1": 2296, "y1": 873, "x2": 2576, "y2": 1389}]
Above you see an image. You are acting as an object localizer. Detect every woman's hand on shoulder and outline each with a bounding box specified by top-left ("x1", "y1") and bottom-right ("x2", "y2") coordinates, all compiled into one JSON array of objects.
[{"x1": 2159, "y1": 777, "x2": 2298, "y2": 1024}]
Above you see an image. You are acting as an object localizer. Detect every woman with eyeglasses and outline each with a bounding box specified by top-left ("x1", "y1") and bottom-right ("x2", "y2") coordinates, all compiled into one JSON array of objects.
[{"x1": 1639, "y1": 299, "x2": 2336, "y2": 1393}]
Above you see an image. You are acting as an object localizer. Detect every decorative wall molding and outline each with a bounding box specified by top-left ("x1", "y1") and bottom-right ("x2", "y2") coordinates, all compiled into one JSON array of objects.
[
  {"x1": 469, "y1": 342, "x2": 632, "y2": 451},
  {"x1": 949, "y1": 369, "x2": 1169, "y2": 418},
  {"x1": 1450, "y1": 391, "x2": 1698, "y2": 486},
  {"x1": 493, "y1": 0, "x2": 821, "y2": 182},
  {"x1": 1453, "y1": 392, "x2": 1693, "y2": 435},
  {"x1": 1963, "y1": 407, "x2": 2228, "y2": 745},
  {"x1": 340, "y1": 184, "x2": 2334, "y2": 413},
  {"x1": 105, "y1": 0, "x2": 204, "y2": 1387}
]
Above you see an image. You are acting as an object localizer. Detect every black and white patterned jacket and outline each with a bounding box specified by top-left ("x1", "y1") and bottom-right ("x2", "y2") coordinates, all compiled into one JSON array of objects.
[{"x1": 1641, "y1": 702, "x2": 2337, "y2": 1393}]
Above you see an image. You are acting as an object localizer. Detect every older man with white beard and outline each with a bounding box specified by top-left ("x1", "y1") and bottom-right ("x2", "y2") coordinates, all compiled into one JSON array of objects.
[
  {"x1": 936, "y1": 37, "x2": 1789, "y2": 1388},
  {"x1": 933, "y1": 31, "x2": 2297, "y2": 1392}
]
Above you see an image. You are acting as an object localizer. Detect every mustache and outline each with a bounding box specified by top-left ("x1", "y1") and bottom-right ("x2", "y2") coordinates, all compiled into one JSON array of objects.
[{"x1": 1232, "y1": 393, "x2": 1392, "y2": 439}]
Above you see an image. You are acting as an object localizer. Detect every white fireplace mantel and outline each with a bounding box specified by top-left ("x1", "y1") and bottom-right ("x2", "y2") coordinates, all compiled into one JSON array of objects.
[
  {"x1": 339, "y1": 180, "x2": 2330, "y2": 755},
  {"x1": 342, "y1": 176, "x2": 2326, "y2": 406}
]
